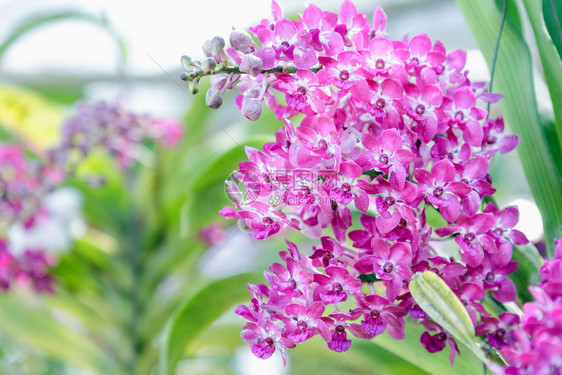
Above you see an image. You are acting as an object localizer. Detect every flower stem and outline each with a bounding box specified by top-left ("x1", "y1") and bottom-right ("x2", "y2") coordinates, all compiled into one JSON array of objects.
[
  {"x1": 181, "y1": 65, "x2": 321, "y2": 81},
  {"x1": 486, "y1": 0, "x2": 508, "y2": 118}
]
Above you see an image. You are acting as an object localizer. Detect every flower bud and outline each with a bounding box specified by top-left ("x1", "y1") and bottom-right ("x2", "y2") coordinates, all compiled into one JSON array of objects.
[
  {"x1": 209, "y1": 73, "x2": 228, "y2": 91},
  {"x1": 180, "y1": 55, "x2": 192, "y2": 70},
  {"x1": 210, "y1": 36, "x2": 226, "y2": 64},
  {"x1": 202, "y1": 57, "x2": 217, "y2": 72},
  {"x1": 239, "y1": 54, "x2": 263, "y2": 77},
  {"x1": 211, "y1": 36, "x2": 226, "y2": 52},
  {"x1": 188, "y1": 81, "x2": 199, "y2": 95},
  {"x1": 241, "y1": 91, "x2": 262, "y2": 121},
  {"x1": 206, "y1": 87, "x2": 223, "y2": 109},
  {"x1": 229, "y1": 30, "x2": 252, "y2": 53},
  {"x1": 202, "y1": 39, "x2": 213, "y2": 57}
]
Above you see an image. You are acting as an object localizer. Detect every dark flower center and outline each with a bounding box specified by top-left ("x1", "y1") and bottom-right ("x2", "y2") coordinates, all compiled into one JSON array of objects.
[
  {"x1": 342, "y1": 183, "x2": 351, "y2": 193},
  {"x1": 336, "y1": 325, "x2": 346, "y2": 334},
  {"x1": 370, "y1": 310, "x2": 381, "y2": 319},
  {"x1": 385, "y1": 196, "x2": 396, "y2": 206},
  {"x1": 331, "y1": 200, "x2": 338, "y2": 210},
  {"x1": 297, "y1": 320, "x2": 308, "y2": 330},
  {"x1": 281, "y1": 41, "x2": 290, "y2": 48},
  {"x1": 375, "y1": 59, "x2": 385, "y2": 69},
  {"x1": 262, "y1": 173, "x2": 271, "y2": 184},
  {"x1": 496, "y1": 328, "x2": 506, "y2": 338},
  {"x1": 288, "y1": 278, "x2": 297, "y2": 289},
  {"x1": 433, "y1": 186, "x2": 444, "y2": 198},
  {"x1": 454, "y1": 110, "x2": 464, "y2": 120},
  {"x1": 263, "y1": 217, "x2": 274, "y2": 225},
  {"x1": 339, "y1": 70, "x2": 350, "y2": 80},
  {"x1": 437, "y1": 332, "x2": 447, "y2": 341},
  {"x1": 485, "y1": 272, "x2": 495, "y2": 281},
  {"x1": 318, "y1": 139, "x2": 328, "y2": 148},
  {"x1": 415, "y1": 104, "x2": 425, "y2": 115},
  {"x1": 376, "y1": 98, "x2": 386, "y2": 109},
  {"x1": 494, "y1": 228, "x2": 504, "y2": 237},
  {"x1": 464, "y1": 232, "x2": 476, "y2": 242},
  {"x1": 487, "y1": 136, "x2": 497, "y2": 145},
  {"x1": 410, "y1": 57, "x2": 419, "y2": 66},
  {"x1": 333, "y1": 282, "x2": 343, "y2": 292},
  {"x1": 383, "y1": 261, "x2": 394, "y2": 273},
  {"x1": 265, "y1": 337, "x2": 274, "y2": 345},
  {"x1": 296, "y1": 86, "x2": 307, "y2": 96},
  {"x1": 378, "y1": 153, "x2": 389, "y2": 165}
]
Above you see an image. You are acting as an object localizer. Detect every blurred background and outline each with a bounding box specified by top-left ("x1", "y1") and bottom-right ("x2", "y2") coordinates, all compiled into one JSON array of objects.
[{"x1": 0, "y1": 0, "x2": 544, "y2": 374}]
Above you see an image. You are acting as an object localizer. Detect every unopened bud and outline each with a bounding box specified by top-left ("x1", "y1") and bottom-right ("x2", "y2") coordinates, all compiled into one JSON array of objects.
[
  {"x1": 241, "y1": 92, "x2": 262, "y2": 121},
  {"x1": 180, "y1": 55, "x2": 192, "y2": 70},
  {"x1": 188, "y1": 81, "x2": 199, "y2": 95},
  {"x1": 211, "y1": 36, "x2": 226, "y2": 52},
  {"x1": 206, "y1": 87, "x2": 223, "y2": 109},
  {"x1": 229, "y1": 30, "x2": 252, "y2": 53},
  {"x1": 209, "y1": 74, "x2": 228, "y2": 91},
  {"x1": 240, "y1": 54, "x2": 263, "y2": 77},
  {"x1": 202, "y1": 57, "x2": 217, "y2": 72},
  {"x1": 202, "y1": 40, "x2": 213, "y2": 57}
]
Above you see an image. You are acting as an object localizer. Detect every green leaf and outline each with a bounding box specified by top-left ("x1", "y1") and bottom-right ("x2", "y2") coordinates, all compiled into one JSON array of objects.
[
  {"x1": 159, "y1": 273, "x2": 263, "y2": 375},
  {"x1": 509, "y1": 244, "x2": 544, "y2": 303},
  {"x1": 409, "y1": 271, "x2": 488, "y2": 363},
  {"x1": 360, "y1": 321, "x2": 482, "y2": 375},
  {"x1": 0, "y1": 295, "x2": 120, "y2": 374},
  {"x1": 456, "y1": 0, "x2": 562, "y2": 256},
  {"x1": 543, "y1": 0, "x2": 562, "y2": 60},
  {"x1": 0, "y1": 11, "x2": 126, "y2": 63},
  {"x1": 523, "y1": 0, "x2": 562, "y2": 170}
]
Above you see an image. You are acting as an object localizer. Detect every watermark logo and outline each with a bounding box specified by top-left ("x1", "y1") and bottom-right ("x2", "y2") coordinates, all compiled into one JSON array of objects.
[{"x1": 224, "y1": 168, "x2": 343, "y2": 206}]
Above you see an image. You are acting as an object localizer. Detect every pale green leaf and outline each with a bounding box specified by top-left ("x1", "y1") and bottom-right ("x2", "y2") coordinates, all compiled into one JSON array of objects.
[
  {"x1": 542, "y1": 0, "x2": 562, "y2": 60},
  {"x1": 409, "y1": 271, "x2": 488, "y2": 363},
  {"x1": 0, "y1": 295, "x2": 120, "y2": 374},
  {"x1": 456, "y1": 0, "x2": 562, "y2": 256},
  {"x1": 159, "y1": 273, "x2": 263, "y2": 375}
]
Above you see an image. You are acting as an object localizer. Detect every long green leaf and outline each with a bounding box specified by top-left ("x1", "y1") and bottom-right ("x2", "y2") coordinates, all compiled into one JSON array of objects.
[
  {"x1": 409, "y1": 271, "x2": 488, "y2": 363},
  {"x1": 0, "y1": 11, "x2": 126, "y2": 63},
  {"x1": 456, "y1": 0, "x2": 562, "y2": 256},
  {"x1": 159, "y1": 273, "x2": 263, "y2": 375},
  {"x1": 362, "y1": 321, "x2": 482, "y2": 375},
  {"x1": 522, "y1": 0, "x2": 562, "y2": 168},
  {"x1": 0, "y1": 295, "x2": 120, "y2": 374},
  {"x1": 543, "y1": 0, "x2": 562, "y2": 60}
]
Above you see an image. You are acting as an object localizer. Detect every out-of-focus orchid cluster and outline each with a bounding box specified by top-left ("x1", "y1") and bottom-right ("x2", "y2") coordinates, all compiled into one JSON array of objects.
[
  {"x1": 489, "y1": 239, "x2": 562, "y2": 374},
  {"x1": 47, "y1": 101, "x2": 183, "y2": 170},
  {"x1": 0, "y1": 101, "x2": 183, "y2": 292},
  {"x1": 184, "y1": 1, "x2": 529, "y2": 364}
]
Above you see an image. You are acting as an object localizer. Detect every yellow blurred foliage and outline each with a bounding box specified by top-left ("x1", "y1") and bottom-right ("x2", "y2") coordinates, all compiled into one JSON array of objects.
[{"x1": 0, "y1": 84, "x2": 65, "y2": 150}]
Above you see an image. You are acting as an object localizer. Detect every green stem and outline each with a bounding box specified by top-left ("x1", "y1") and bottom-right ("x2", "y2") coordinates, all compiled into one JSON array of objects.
[
  {"x1": 486, "y1": 0, "x2": 508, "y2": 118},
  {"x1": 181, "y1": 65, "x2": 321, "y2": 81}
]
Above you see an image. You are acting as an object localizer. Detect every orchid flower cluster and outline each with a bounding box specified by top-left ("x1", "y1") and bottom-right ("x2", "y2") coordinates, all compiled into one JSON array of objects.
[
  {"x1": 486, "y1": 239, "x2": 562, "y2": 375},
  {"x1": 0, "y1": 101, "x2": 182, "y2": 292},
  {"x1": 182, "y1": 0, "x2": 531, "y2": 368}
]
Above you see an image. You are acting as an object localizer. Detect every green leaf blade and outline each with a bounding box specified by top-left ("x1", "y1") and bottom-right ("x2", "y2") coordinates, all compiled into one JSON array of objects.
[
  {"x1": 409, "y1": 271, "x2": 487, "y2": 363},
  {"x1": 456, "y1": 0, "x2": 562, "y2": 256},
  {"x1": 159, "y1": 273, "x2": 263, "y2": 375}
]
